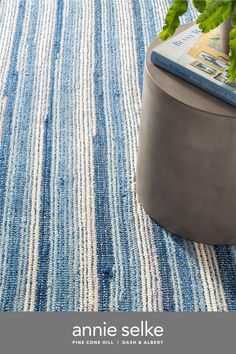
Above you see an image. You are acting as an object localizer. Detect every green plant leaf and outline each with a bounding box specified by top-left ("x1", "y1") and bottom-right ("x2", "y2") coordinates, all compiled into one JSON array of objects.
[
  {"x1": 192, "y1": 0, "x2": 206, "y2": 13},
  {"x1": 232, "y1": 3, "x2": 236, "y2": 27},
  {"x1": 160, "y1": 0, "x2": 189, "y2": 40},
  {"x1": 196, "y1": 0, "x2": 233, "y2": 32},
  {"x1": 228, "y1": 28, "x2": 236, "y2": 82}
]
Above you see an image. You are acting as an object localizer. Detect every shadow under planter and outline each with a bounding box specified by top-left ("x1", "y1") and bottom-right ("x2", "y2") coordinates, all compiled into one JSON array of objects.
[{"x1": 136, "y1": 24, "x2": 236, "y2": 245}]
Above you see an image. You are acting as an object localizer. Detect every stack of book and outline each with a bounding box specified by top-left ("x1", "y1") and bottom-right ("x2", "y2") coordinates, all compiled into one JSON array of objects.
[{"x1": 151, "y1": 24, "x2": 236, "y2": 108}]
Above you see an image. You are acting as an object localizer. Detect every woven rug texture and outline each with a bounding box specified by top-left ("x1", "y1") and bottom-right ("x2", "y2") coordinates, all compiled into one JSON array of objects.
[{"x1": 0, "y1": 0, "x2": 235, "y2": 311}]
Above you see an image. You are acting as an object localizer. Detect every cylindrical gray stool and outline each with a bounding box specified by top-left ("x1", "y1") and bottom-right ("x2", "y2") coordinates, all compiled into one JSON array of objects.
[{"x1": 137, "y1": 24, "x2": 236, "y2": 245}]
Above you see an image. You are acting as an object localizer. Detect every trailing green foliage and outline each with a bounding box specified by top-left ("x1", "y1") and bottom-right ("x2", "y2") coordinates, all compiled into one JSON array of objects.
[
  {"x1": 161, "y1": 0, "x2": 236, "y2": 81},
  {"x1": 192, "y1": 0, "x2": 206, "y2": 13},
  {"x1": 196, "y1": 0, "x2": 232, "y2": 32},
  {"x1": 229, "y1": 27, "x2": 236, "y2": 82},
  {"x1": 160, "y1": 0, "x2": 189, "y2": 40},
  {"x1": 229, "y1": 10, "x2": 236, "y2": 82}
]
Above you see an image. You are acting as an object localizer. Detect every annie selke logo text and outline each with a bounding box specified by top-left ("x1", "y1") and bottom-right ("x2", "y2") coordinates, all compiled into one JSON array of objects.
[{"x1": 72, "y1": 321, "x2": 164, "y2": 346}]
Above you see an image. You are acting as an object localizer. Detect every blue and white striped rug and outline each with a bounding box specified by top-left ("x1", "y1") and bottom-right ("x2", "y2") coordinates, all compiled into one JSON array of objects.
[{"x1": 0, "y1": 0, "x2": 235, "y2": 312}]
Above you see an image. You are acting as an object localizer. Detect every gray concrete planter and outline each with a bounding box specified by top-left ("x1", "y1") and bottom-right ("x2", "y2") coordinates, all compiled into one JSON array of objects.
[{"x1": 136, "y1": 24, "x2": 236, "y2": 245}]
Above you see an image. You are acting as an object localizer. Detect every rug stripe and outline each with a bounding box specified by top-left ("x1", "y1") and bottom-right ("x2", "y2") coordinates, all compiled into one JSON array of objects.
[
  {"x1": 100, "y1": 0, "x2": 128, "y2": 311},
  {"x1": 13, "y1": 0, "x2": 48, "y2": 311},
  {"x1": 23, "y1": 0, "x2": 58, "y2": 312},
  {"x1": 35, "y1": 0, "x2": 64, "y2": 311},
  {"x1": 0, "y1": 1, "x2": 27, "y2": 311},
  {"x1": 76, "y1": 0, "x2": 97, "y2": 311},
  {"x1": 215, "y1": 246, "x2": 236, "y2": 311},
  {"x1": 0, "y1": 0, "x2": 20, "y2": 139},
  {"x1": 109, "y1": 0, "x2": 139, "y2": 311},
  {"x1": 0, "y1": 1, "x2": 25, "y2": 236},
  {"x1": 93, "y1": 0, "x2": 114, "y2": 311}
]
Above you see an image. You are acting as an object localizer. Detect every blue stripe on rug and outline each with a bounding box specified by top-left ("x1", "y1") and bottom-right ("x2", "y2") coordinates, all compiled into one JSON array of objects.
[
  {"x1": 106, "y1": 0, "x2": 138, "y2": 311},
  {"x1": 215, "y1": 246, "x2": 236, "y2": 311},
  {"x1": 152, "y1": 225, "x2": 176, "y2": 311},
  {"x1": 35, "y1": 0, "x2": 64, "y2": 312},
  {"x1": 0, "y1": 0, "x2": 39, "y2": 311},
  {"x1": 0, "y1": 1, "x2": 25, "y2": 232},
  {"x1": 131, "y1": 0, "x2": 145, "y2": 90},
  {"x1": 93, "y1": 0, "x2": 114, "y2": 312}
]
